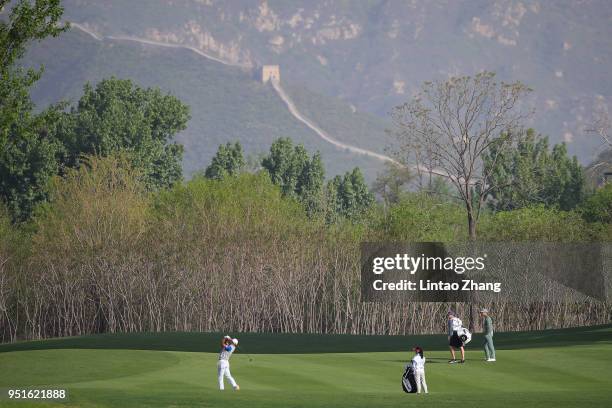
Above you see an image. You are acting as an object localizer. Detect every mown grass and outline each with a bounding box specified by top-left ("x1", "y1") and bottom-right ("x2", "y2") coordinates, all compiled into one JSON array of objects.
[
  {"x1": 0, "y1": 325, "x2": 610, "y2": 407},
  {"x1": 1, "y1": 324, "x2": 609, "y2": 353}
]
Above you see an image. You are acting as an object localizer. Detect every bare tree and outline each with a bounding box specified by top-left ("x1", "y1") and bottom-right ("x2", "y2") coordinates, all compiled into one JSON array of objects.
[
  {"x1": 390, "y1": 72, "x2": 532, "y2": 239},
  {"x1": 1, "y1": 155, "x2": 609, "y2": 343}
]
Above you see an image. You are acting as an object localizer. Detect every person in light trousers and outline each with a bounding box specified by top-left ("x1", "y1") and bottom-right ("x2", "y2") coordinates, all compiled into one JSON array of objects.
[
  {"x1": 218, "y1": 335, "x2": 240, "y2": 390},
  {"x1": 412, "y1": 346, "x2": 428, "y2": 394},
  {"x1": 480, "y1": 309, "x2": 496, "y2": 362}
]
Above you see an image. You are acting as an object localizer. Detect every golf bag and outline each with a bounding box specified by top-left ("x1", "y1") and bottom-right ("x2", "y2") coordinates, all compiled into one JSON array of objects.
[
  {"x1": 401, "y1": 364, "x2": 417, "y2": 393},
  {"x1": 457, "y1": 327, "x2": 472, "y2": 344}
]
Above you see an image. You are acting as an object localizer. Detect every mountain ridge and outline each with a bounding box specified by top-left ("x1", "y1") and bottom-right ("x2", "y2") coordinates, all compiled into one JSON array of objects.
[
  {"x1": 71, "y1": 22, "x2": 400, "y2": 168},
  {"x1": 22, "y1": 26, "x2": 391, "y2": 180},
  {"x1": 56, "y1": 0, "x2": 612, "y2": 163}
]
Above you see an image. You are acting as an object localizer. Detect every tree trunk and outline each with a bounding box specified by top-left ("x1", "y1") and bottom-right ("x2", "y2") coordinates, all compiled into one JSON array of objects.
[
  {"x1": 467, "y1": 211, "x2": 477, "y2": 240},
  {"x1": 468, "y1": 303, "x2": 476, "y2": 332},
  {"x1": 466, "y1": 206, "x2": 477, "y2": 331}
]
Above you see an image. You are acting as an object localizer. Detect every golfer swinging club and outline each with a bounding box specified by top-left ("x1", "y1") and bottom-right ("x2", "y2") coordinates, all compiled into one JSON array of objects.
[
  {"x1": 218, "y1": 335, "x2": 240, "y2": 391},
  {"x1": 447, "y1": 311, "x2": 465, "y2": 364}
]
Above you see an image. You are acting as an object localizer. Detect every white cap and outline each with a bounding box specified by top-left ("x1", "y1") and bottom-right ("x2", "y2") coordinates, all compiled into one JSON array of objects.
[
  {"x1": 224, "y1": 335, "x2": 231, "y2": 339},
  {"x1": 232, "y1": 338, "x2": 239, "y2": 346}
]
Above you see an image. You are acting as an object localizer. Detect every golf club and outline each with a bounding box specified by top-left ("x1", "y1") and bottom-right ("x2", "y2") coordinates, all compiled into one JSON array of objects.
[{"x1": 238, "y1": 345, "x2": 253, "y2": 362}]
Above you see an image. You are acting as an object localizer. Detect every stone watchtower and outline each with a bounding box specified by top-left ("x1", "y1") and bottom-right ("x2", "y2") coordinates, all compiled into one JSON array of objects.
[{"x1": 261, "y1": 65, "x2": 280, "y2": 83}]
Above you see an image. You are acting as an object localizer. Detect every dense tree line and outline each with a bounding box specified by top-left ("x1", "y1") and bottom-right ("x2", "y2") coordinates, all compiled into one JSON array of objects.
[
  {"x1": 0, "y1": 0, "x2": 68, "y2": 221},
  {"x1": 0, "y1": 155, "x2": 609, "y2": 342},
  {"x1": 0, "y1": 75, "x2": 189, "y2": 222},
  {"x1": 0, "y1": 1, "x2": 188, "y2": 222},
  {"x1": 484, "y1": 129, "x2": 584, "y2": 212},
  {"x1": 206, "y1": 138, "x2": 374, "y2": 221}
]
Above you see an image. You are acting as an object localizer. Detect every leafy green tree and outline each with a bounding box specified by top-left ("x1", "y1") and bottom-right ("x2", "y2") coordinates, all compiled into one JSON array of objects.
[
  {"x1": 479, "y1": 206, "x2": 590, "y2": 242},
  {"x1": 424, "y1": 176, "x2": 455, "y2": 201},
  {"x1": 0, "y1": 0, "x2": 67, "y2": 72},
  {"x1": 372, "y1": 162, "x2": 412, "y2": 206},
  {"x1": 296, "y1": 151, "x2": 324, "y2": 216},
  {"x1": 373, "y1": 192, "x2": 466, "y2": 241},
  {"x1": 580, "y1": 183, "x2": 612, "y2": 224},
  {"x1": 484, "y1": 129, "x2": 585, "y2": 211},
  {"x1": 261, "y1": 138, "x2": 324, "y2": 215},
  {"x1": 0, "y1": 109, "x2": 63, "y2": 221},
  {"x1": 204, "y1": 142, "x2": 245, "y2": 180},
  {"x1": 0, "y1": 0, "x2": 68, "y2": 221},
  {"x1": 55, "y1": 78, "x2": 190, "y2": 189},
  {"x1": 261, "y1": 138, "x2": 306, "y2": 196},
  {"x1": 153, "y1": 172, "x2": 309, "y2": 239},
  {"x1": 325, "y1": 168, "x2": 374, "y2": 221},
  {"x1": 349, "y1": 168, "x2": 373, "y2": 213}
]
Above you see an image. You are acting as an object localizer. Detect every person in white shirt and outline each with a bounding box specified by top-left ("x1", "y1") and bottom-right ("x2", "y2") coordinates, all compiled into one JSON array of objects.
[
  {"x1": 218, "y1": 335, "x2": 240, "y2": 391},
  {"x1": 411, "y1": 346, "x2": 428, "y2": 394},
  {"x1": 447, "y1": 311, "x2": 465, "y2": 364}
]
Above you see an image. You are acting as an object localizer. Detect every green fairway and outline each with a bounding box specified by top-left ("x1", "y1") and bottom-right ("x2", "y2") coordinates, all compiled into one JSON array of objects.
[{"x1": 0, "y1": 326, "x2": 611, "y2": 408}]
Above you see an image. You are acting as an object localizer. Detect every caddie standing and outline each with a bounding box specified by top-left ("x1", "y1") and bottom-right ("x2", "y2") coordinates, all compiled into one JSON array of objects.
[
  {"x1": 480, "y1": 309, "x2": 496, "y2": 362},
  {"x1": 447, "y1": 311, "x2": 465, "y2": 364},
  {"x1": 218, "y1": 335, "x2": 240, "y2": 390}
]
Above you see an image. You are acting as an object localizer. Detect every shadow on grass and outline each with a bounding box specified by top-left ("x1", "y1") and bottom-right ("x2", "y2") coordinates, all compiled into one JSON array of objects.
[
  {"x1": 381, "y1": 358, "x2": 449, "y2": 364},
  {"x1": 0, "y1": 324, "x2": 610, "y2": 354}
]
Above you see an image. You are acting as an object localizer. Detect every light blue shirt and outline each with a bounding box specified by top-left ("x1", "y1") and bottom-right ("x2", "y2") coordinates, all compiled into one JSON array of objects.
[{"x1": 219, "y1": 344, "x2": 235, "y2": 361}]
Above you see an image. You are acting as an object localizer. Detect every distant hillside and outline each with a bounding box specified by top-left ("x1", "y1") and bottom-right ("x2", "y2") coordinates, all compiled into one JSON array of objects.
[
  {"x1": 54, "y1": 0, "x2": 612, "y2": 164},
  {"x1": 22, "y1": 28, "x2": 389, "y2": 181}
]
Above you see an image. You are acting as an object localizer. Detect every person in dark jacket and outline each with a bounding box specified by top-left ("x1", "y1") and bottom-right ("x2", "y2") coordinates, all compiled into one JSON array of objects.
[{"x1": 447, "y1": 311, "x2": 465, "y2": 364}]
